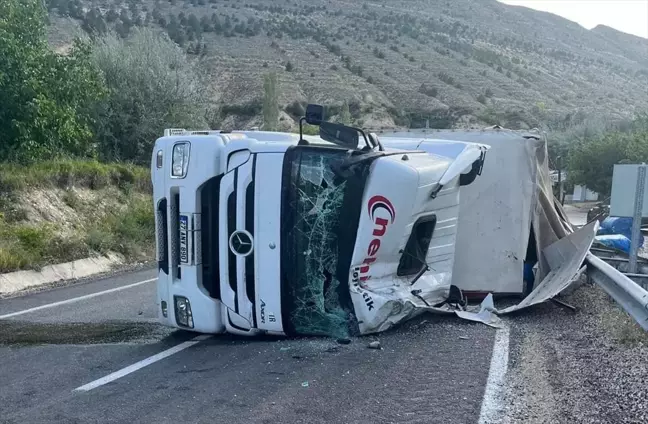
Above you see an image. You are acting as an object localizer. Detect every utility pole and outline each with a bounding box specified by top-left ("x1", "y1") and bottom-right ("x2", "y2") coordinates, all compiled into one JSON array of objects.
[{"x1": 629, "y1": 164, "x2": 647, "y2": 274}]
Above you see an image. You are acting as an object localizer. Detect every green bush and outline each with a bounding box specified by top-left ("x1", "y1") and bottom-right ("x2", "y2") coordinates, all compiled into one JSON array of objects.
[
  {"x1": 0, "y1": 0, "x2": 105, "y2": 163},
  {"x1": 301, "y1": 124, "x2": 320, "y2": 135},
  {"x1": 0, "y1": 222, "x2": 58, "y2": 272},
  {"x1": 86, "y1": 197, "x2": 154, "y2": 257},
  {"x1": 0, "y1": 248, "x2": 30, "y2": 272},
  {"x1": 91, "y1": 28, "x2": 209, "y2": 164},
  {"x1": 0, "y1": 160, "x2": 151, "y2": 194}
]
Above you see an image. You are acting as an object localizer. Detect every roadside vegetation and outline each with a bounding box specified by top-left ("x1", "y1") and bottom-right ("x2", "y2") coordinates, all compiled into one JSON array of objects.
[
  {"x1": 545, "y1": 114, "x2": 648, "y2": 197},
  {"x1": 0, "y1": 161, "x2": 152, "y2": 273},
  {"x1": 0, "y1": 1, "x2": 161, "y2": 272}
]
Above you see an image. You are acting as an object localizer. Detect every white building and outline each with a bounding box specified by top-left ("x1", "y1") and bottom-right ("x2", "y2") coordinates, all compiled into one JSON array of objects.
[{"x1": 549, "y1": 170, "x2": 599, "y2": 203}]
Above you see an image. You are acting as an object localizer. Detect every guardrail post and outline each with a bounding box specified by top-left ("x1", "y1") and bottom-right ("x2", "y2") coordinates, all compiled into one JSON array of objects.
[{"x1": 629, "y1": 165, "x2": 646, "y2": 274}]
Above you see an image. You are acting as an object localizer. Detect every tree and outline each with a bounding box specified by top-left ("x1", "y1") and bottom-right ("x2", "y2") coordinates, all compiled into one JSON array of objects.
[
  {"x1": 166, "y1": 15, "x2": 186, "y2": 45},
  {"x1": 568, "y1": 129, "x2": 648, "y2": 196},
  {"x1": 119, "y1": 9, "x2": 131, "y2": 25},
  {"x1": 82, "y1": 8, "x2": 108, "y2": 36},
  {"x1": 285, "y1": 61, "x2": 294, "y2": 72},
  {"x1": 418, "y1": 84, "x2": 438, "y2": 98},
  {"x1": 91, "y1": 28, "x2": 209, "y2": 163},
  {"x1": 115, "y1": 21, "x2": 131, "y2": 38},
  {"x1": 106, "y1": 7, "x2": 119, "y2": 23},
  {"x1": 152, "y1": 8, "x2": 162, "y2": 23},
  {"x1": 211, "y1": 13, "x2": 222, "y2": 33},
  {"x1": 0, "y1": 0, "x2": 105, "y2": 163},
  {"x1": 262, "y1": 73, "x2": 279, "y2": 131},
  {"x1": 200, "y1": 15, "x2": 213, "y2": 32},
  {"x1": 338, "y1": 101, "x2": 351, "y2": 125},
  {"x1": 67, "y1": 0, "x2": 83, "y2": 19},
  {"x1": 187, "y1": 13, "x2": 202, "y2": 39}
]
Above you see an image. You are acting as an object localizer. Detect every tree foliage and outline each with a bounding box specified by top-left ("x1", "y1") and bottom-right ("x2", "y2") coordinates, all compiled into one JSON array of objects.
[
  {"x1": 568, "y1": 119, "x2": 648, "y2": 196},
  {"x1": 262, "y1": 73, "x2": 279, "y2": 131},
  {"x1": 91, "y1": 28, "x2": 209, "y2": 163},
  {"x1": 0, "y1": 0, "x2": 105, "y2": 163},
  {"x1": 338, "y1": 101, "x2": 351, "y2": 125}
]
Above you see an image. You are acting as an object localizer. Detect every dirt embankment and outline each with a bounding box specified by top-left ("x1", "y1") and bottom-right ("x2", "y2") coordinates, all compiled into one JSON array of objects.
[
  {"x1": 503, "y1": 282, "x2": 648, "y2": 424},
  {"x1": 0, "y1": 161, "x2": 153, "y2": 274}
]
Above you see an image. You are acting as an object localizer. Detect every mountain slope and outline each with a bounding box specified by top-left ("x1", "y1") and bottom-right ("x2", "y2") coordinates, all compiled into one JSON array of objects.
[{"x1": 47, "y1": 0, "x2": 648, "y2": 130}]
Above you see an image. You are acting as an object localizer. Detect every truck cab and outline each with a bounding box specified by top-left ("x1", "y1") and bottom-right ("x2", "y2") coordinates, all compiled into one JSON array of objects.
[{"x1": 151, "y1": 108, "x2": 488, "y2": 337}]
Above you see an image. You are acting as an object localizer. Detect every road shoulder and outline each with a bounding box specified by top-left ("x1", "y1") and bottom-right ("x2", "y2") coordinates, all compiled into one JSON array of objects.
[{"x1": 503, "y1": 282, "x2": 648, "y2": 424}]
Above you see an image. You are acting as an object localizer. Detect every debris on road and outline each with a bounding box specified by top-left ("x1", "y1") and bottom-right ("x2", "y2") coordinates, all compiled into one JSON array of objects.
[
  {"x1": 367, "y1": 341, "x2": 382, "y2": 349},
  {"x1": 336, "y1": 338, "x2": 351, "y2": 345}
]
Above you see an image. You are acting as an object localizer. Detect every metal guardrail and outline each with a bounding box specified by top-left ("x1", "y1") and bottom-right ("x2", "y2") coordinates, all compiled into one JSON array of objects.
[{"x1": 586, "y1": 253, "x2": 648, "y2": 331}]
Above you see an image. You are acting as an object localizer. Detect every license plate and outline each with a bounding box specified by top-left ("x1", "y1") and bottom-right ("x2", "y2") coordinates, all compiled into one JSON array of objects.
[{"x1": 179, "y1": 215, "x2": 189, "y2": 264}]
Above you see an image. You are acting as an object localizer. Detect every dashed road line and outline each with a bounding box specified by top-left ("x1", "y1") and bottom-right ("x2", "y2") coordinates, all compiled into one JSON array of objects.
[
  {"x1": 74, "y1": 334, "x2": 211, "y2": 392},
  {"x1": 478, "y1": 325, "x2": 510, "y2": 424}
]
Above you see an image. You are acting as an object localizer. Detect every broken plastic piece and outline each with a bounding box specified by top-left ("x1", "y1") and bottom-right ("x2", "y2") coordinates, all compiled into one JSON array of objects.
[{"x1": 367, "y1": 341, "x2": 381, "y2": 349}]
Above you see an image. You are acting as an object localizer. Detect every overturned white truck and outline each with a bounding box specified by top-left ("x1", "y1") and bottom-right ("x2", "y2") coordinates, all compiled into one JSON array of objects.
[{"x1": 150, "y1": 105, "x2": 489, "y2": 337}]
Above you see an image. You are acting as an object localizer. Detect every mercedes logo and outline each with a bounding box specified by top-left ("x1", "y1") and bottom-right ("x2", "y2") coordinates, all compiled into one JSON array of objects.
[{"x1": 229, "y1": 230, "x2": 254, "y2": 257}]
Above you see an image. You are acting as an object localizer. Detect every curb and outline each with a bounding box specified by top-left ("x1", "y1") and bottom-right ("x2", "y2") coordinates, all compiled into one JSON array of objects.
[{"x1": 0, "y1": 253, "x2": 125, "y2": 296}]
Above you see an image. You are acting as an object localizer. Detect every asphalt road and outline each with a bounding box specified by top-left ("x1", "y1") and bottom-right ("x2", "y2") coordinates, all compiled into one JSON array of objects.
[
  {"x1": 0, "y1": 270, "x2": 498, "y2": 424},
  {"x1": 563, "y1": 204, "x2": 588, "y2": 227}
]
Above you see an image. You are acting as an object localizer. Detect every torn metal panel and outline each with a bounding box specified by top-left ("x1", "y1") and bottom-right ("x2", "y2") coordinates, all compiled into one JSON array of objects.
[
  {"x1": 456, "y1": 294, "x2": 501, "y2": 327},
  {"x1": 497, "y1": 221, "x2": 598, "y2": 314}
]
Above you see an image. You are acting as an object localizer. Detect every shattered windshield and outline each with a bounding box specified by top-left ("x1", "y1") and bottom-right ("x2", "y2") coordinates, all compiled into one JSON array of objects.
[{"x1": 281, "y1": 147, "x2": 369, "y2": 338}]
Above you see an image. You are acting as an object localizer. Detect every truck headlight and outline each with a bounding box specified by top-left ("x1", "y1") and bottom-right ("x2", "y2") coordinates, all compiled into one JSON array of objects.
[
  {"x1": 171, "y1": 142, "x2": 190, "y2": 178},
  {"x1": 174, "y1": 296, "x2": 194, "y2": 328}
]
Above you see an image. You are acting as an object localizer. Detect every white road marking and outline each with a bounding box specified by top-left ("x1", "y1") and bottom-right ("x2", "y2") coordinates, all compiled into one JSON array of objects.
[
  {"x1": 74, "y1": 334, "x2": 211, "y2": 392},
  {"x1": 478, "y1": 325, "x2": 510, "y2": 424},
  {"x1": 0, "y1": 278, "x2": 156, "y2": 319}
]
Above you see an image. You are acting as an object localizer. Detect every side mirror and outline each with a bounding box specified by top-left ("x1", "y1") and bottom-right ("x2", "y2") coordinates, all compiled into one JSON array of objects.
[
  {"x1": 319, "y1": 121, "x2": 359, "y2": 150},
  {"x1": 305, "y1": 104, "x2": 325, "y2": 125}
]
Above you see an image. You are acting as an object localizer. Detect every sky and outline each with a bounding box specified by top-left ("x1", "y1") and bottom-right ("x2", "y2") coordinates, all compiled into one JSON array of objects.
[{"x1": 499, "y1": 0, "x2": 648, "y2": 38}]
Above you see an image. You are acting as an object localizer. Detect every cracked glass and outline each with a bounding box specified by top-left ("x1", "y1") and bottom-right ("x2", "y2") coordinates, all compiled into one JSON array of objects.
[{"x1": 283, "y1": 149, "x2": 355, "y2": 337}]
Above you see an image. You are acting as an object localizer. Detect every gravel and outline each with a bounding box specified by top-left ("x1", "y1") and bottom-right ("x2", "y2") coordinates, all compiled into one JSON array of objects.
[{"x1": 501, "y1": 281, "x2": 648, "y2": 424}]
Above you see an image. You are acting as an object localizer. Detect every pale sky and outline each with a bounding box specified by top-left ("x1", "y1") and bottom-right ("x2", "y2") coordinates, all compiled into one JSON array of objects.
[{"x1": 499, "y1": 0, "x2": 648, "y2": 38}]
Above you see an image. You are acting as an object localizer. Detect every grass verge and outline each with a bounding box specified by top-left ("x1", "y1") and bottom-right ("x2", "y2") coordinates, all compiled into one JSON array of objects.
[
  {"x1": 0, "y1": 160, "x2": 151, "y2": 193},
  {"x1": 0, "y1": 160, "x2": 153, "y2": 273}
]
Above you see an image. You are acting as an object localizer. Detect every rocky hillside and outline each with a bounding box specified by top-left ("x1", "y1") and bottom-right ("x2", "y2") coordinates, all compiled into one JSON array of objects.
[{"x1": 46, "y1": 0, "x2": 648, "y2": 130}]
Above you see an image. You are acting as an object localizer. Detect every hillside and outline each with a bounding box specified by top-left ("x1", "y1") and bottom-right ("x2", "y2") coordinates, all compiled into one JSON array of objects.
[{"x1": 46, "y1": 0, "x2": 648, "y2": 130}]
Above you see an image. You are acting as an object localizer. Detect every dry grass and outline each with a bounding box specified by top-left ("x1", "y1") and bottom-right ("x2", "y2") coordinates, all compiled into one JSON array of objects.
[
  {"x1": 0, "y1": 160, "x2": 150, "y2": 193},
  {"x1": 581, "y1": 284, "x2": 648, "y2": 346},
  {"x1": 0, "y1": 160, "x2": 153, "y2": 273},
  {"x1": 599, "y1": 301, "x2": 648, "y2": 346}
]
